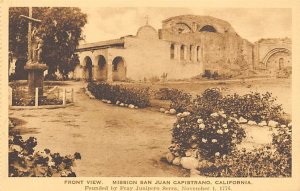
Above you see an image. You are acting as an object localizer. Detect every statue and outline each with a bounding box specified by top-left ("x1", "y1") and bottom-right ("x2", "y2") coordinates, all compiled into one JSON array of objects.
[{"x1": 31, "y1": 26, "x2": 43, "y2": 63}]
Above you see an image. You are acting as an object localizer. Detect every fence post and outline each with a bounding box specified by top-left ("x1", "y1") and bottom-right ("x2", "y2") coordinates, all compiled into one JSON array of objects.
[
  {"x1": 63, "y1": 88, "x2": 66, "y2": 106},
  {"x1": 71, "y1": 88, "x2": 74, "y2": 103},
  {"x1": 8, "y1": 87, "x2": 13, "y2": 107},
  {"x1": 35, "y1": 87, "x2": 39, "y2": 107}
]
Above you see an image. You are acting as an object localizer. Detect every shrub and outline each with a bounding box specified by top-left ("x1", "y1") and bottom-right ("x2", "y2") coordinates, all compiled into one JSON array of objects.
[
  {"x1": 191, "y1": 88, "x2": 223, "y2": 119},
  {"x1": 202, "y1": 70, "x2": 212, "y2": 79},
  {"x1": 155, "y1": 88, "x2": 174, "y2": 100},
  {"x1": 171, "y1": 111, "x2": 246, "y2": 160},
  {"x1": 154, "y1": 87, "x2": 192, "y2": 112},
  {"x1": 88, "y1": 82, "x2": 151, "y2": 108},
  {"x1": 190, "y1": 89, "x2": 283, "y2": 123},
  {"x1": 149, "y1": 76, "x2": 160, "y2": 83},
  {"x1": 169, "y1": 91, "x2": 192, "y2": 113},
  {"x1": 9, "y1": 130, "x2": 81, "y2": 177},
  {"x1": 197, "y1": 124, "x2": 292, "y2": 177},
  {"x1": 222, "y1": 92, "x2": 283, "y2": 123}
]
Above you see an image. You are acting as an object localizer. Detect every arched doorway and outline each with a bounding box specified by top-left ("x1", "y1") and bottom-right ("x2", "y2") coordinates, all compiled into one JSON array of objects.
[
  {"x1": 112, "y1": 56, "x2": 126, "y2": 81},
  {"x1": 97, "y1": 55, "x2": 107, "y2": 81},
  {"x1": 279, "y1": 58, "x2": 284, "y2": 70},
  {"x1": 14, "y1": 58, "x2": 27, "y2": 80},
  {"x1": 263, "y1": 48, "x2": 291, "y2": 72},
  {"x1": 83, "y1": 56, "x2": 93, "y2": 81}
]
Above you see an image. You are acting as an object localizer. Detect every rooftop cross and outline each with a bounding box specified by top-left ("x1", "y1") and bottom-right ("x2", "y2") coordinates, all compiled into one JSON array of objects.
[{"x1": 145, "y1": 15, "x2": 149, "y2": 25}]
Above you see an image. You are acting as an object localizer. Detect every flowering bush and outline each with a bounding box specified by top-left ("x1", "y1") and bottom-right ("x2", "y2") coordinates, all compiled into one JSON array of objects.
[
  {"x1": 169, "y1": 91, "x2": 192, "y2": 113},
  {"x1": 88, "y1": 82, "x2": 150, "y2": 108},
  {"x1": 155, "y1": 88, "x2": 192, "y2": 112},
  {"x1": 197, "y1": 124, "x2": 292, "y2": 177},
  {"x1": 9, "y1": 130, "x2": 81, "y2": 177},
  {"x1": 190, "y1": 89, "x2": 283, "y2": 123},
  {"x1": 190, "y1": 88, "x2": 223, "y2": 119},
  {"x1": 171, "y1": 111, "x2": 246, "y2": 160},
  {"x1": 168, "y1": 88, "x2": 290, "y2": 177},
  {"x1": 222, "y1": 92, "x2": 283, "y2": 123}
]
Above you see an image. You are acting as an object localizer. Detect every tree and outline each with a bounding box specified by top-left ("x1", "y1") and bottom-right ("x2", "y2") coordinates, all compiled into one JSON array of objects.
[{"x1": 9, "y1": 7, "x2": 87, "y2": 79}]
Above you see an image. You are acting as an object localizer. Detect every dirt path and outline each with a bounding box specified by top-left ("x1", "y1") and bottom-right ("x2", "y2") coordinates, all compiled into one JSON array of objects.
[{"x1": 10, "y1": 83, "x2": 187, "y2": 177}]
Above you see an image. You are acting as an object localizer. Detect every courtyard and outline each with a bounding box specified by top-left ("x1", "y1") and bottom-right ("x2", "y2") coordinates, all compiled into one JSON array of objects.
[{"x1": 9, "y1": 78, "x2": 291, "y2": 177}]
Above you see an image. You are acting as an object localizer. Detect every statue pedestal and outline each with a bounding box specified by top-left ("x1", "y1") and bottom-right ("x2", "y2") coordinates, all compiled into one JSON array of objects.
[{"x1": 24, "y1": 62, "x2": 48, "y2": 97}]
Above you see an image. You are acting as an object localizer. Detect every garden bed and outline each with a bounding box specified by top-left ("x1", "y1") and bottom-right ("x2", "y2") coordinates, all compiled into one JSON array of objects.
[
  {"x1": 87, "y1": 82, "x2": 151, "y2": 108},
  {"x1": 9, "y1": 82, "x2": 74, "y2": 108},
  {"x1": 9, "y1": 118, "x2": 81, "y2": 177},
  {"x1": 162, "y1": 88, "x2": 291, "y2": 177}
]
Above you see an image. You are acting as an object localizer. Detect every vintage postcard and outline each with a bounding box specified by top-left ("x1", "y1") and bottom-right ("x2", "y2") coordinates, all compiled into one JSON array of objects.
[{"x1": 1, "y1": 0, "x2": 300, "y2": 191}]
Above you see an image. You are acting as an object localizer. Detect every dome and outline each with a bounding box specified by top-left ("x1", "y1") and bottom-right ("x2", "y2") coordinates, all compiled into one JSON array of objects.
[{"x1": 136, "y1": 24, "x2": 158, "y2": 39}]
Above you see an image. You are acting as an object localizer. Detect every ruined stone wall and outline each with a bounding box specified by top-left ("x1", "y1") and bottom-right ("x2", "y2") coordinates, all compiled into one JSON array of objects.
[
  {"x1": 159, "y1": 15, "x2": 254, "y2": 77},
  {"x1": 253, "y1": 38, "x2": 292, "y2": 71}
]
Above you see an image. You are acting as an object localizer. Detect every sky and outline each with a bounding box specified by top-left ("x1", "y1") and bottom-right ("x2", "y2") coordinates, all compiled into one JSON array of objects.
[{"x1": 80, "y1": 7, "x2": 291, "y2": 44}]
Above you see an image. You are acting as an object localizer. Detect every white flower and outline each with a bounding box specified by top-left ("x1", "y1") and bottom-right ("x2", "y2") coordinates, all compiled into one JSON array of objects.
[
  {"x1": 210, "y1": 113, "x2": 218, "y2": 117},
  {"x1": 217, "y1": 130, "x2": 223, "y2": 134},
  {"x1": 215, "y1": 152, "x2": 220, "y2": 157},
  {"x1": 212, "y1": 139, "x2": 217, "y2": 143},
  {"x1": 224, "y1": 129, "x2": 229, "y2": 133},
  {"x1": 10, "y1": 145, "x2": 22, "y2": 152},
  {"x1": 183, "y1": 112, "x2": 191, "y2": 116},
  {"x1": 202, "y1": 138, "x2": 207, "y2": 143},
  {"x1": 197, "y1": 118, "x2": 203, "y2": 124},
  {"x1": 199, "y1": 123, "x2": 205, "y2": 129},
  {"x1": 232, "y1": 134, "x2": 236, "y2": 138},
  {"x1": 219, "y1": 110, "x2": 225, "y2": 114},
  {"x1": 191, "y1": 135, "x2": 197, "y2": 140},
  {"x1": 222, "y1": 154, "x2": 227, "y2": 159},
  {"x1": 220, "y1": 114, "x2": 227, "y2": 118},
  {"x1": 222, "y1": 124, "x2": 228, "y2": 128},
  {"x1": 48, "y1": 161, "x2": 55, "y2": 166},
  {"x1": 176, "y1": 124, "x2": 180, "y2": 128},
  {"x1": 231, "y1": 140, "x2": 236, "y2": 143}
]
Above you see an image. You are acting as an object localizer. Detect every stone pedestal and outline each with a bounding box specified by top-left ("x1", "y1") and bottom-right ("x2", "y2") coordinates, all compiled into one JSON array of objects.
[{"x1": 24, "y1": 63, "x2": 48, "y2": 97}]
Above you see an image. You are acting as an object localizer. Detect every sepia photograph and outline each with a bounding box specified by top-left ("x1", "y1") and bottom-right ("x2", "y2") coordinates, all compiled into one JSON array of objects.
[{"x1": 8, "y1": 6, "x2": 292, "y2": 178}]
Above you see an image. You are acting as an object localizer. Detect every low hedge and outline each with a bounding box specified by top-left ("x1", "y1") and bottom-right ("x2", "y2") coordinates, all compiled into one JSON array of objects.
[{"x1": 88, "y1": 82, "x2": 151, "y2": 108}]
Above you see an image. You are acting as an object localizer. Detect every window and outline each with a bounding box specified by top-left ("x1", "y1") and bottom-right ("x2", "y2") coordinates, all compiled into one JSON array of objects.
[
  {"x1": 199, "y1": 25, "x2": 217, "y2": 32},
  {"x1": 180, "y1": 45, "x2": 185, "y2": 60},
  {"x1": 197, "y1": 46, "x2": 200, "y2": 62},
  {"x1": 170, "y1": 44, "x2": 175, "y2": 59},
  {"x1": 189, "y1": 45, "x2": 193, "y2": 61}
]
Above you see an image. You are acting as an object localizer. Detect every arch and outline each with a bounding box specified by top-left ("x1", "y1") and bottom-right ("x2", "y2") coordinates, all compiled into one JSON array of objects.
[
  {"x1": 112, "y1": 56, "x2": 126, "y2": 81},
  {"x1": 262, "y1": 48, "x2": 291, "y2": 68},
  {"x1": 96, "y1": 55, "x2": 107, "y2": 81},
  {"x1": 199, "y1": 25, "x2": 217, "y2": 33},
  {"x1": 170, "y1": 44, "x2": 175, "y2": 59},
  {"x1": 14, "y1": 58, "x2": 28, "y2": 80},
  {"x1": 83, "y1": 56, "x2": 93, "y2": 81},
  {"x1": 174, "y1": 23, "x2": 192, "y2": 34},
  {"x1": 180, "y1": 45, "x2": 186, "y2": 60}
]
